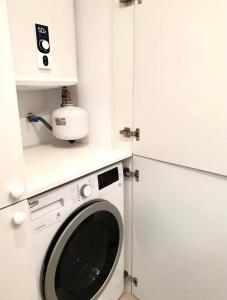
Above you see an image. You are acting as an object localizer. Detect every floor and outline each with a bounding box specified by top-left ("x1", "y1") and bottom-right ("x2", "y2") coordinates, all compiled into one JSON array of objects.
[{"x1": 119, "y1": 293, "x2": 138, "y2": 300}]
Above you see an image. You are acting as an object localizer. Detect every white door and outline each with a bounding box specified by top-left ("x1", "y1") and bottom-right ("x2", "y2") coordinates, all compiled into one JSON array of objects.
[
  {"x1": 132, "y1": 155, "x2": 227, "y2": 300},
  {"x1": 0, "y1": 200, "x2": 38, "y2": 300},
  {"x1": 133, "y1": 0, "x2": 227, "y2": 176},
  {"x1": 0, "y1": 0, "x2": 25, "y2": 209}
]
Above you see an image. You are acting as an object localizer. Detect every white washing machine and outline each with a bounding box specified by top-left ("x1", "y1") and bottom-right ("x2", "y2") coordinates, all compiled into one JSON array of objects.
[{"x1": 28, "y1": 163, "x2": 124, "y2": 300}]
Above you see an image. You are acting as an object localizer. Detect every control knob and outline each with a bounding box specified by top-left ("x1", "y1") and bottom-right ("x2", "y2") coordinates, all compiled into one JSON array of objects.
[
  {"x1": 39, "y1": 39, "x2": 49, "y2": 51},
  {"x1": 80, "y1": 184, "x2": 92, "y2": 197}
]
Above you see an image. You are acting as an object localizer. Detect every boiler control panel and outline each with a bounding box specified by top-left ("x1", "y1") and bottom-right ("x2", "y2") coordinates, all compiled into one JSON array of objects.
[{"x1": 35, "y1": 23, "x2": 51, "y2": 70}]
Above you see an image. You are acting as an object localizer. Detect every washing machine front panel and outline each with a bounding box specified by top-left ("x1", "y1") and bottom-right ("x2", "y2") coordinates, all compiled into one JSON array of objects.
[
  {"x1": 29, "y1": 163, "x2": 124, "y2": 300},
  {"x1": 43, "y1": 201, "x2": 123, "y2": 300}
]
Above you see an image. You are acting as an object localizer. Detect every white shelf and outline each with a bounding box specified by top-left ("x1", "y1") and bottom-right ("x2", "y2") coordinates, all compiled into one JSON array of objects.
[
  {"x1": 16, "y1": 77, "x2": 78, "y2": 90},
  {"x1": 23, "y1": 143, "x2": 132, "y2": 199}
]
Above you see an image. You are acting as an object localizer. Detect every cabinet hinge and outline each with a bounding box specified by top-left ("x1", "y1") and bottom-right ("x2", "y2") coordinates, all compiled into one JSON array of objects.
[
  {"x1": 124, "y1": 270, "x2": 138, "y2": 287},
  {"x1": 119, "y1": 127, "x2": 140, "y2": 141},
  {"x1": 123, "y1": 167, "x2": 139, "y2": 181},
  {"x1": 119, "y1": 0, "x2": 143, "y2": 6}
]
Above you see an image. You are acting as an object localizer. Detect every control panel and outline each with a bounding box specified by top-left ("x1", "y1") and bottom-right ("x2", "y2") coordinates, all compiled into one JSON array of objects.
[
  {"x1": 73, "y1": 177, "x2": 98, "y2": 203},
  {"x1": 28, "y1": 163, "x2": 123, "y2": 233},
  {"x1": 72, "y1": 166, "x2": 121, "y2": 203},
  {"x1": 35, "y1": 23, "x2": 51, "y2": 70}
]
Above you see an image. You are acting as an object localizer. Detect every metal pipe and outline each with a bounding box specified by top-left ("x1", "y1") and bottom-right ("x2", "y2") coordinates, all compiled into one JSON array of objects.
[{"x1": 27, "y1": 113, "x2": 52, "y2": 131}]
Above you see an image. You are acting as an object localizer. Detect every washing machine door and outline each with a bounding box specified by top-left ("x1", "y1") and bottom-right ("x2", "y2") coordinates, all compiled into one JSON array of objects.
[{"x1": 42, "y1": 201, "x2": 123, "y2": 300}]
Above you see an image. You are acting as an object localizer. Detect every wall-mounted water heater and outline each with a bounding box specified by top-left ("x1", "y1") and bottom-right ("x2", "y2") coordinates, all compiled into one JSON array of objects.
[
  {"x1": 27, "y1": 87, "x2": 88, "y2": 143},
  {"x1": 7, "y1": 0, "x2": 78, "y2": 89}
]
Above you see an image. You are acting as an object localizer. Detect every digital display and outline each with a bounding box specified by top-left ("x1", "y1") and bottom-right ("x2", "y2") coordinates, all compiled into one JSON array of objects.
[
  {"x1": 98, "y1": 167, "x2": 119, "y2": 190},
  {"x1": 35, "y1": 23, "x2": 50, "y2": 54},
  {"x1": 37, "y1": 27, "x2": 47, "y2": 34}
]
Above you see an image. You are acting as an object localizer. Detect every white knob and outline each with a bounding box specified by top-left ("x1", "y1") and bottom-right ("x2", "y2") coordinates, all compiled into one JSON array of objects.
[
  {"x1": 81, "y1": 185, "x2": 92, "y2": 197},
  {"x1": 40, "y1": 39, "x2": 49, "y2": 51},
  {"x1": 10, "y1": 184, "x2": 25, "y2": 200},
  {"x1": 13, "y1": 212, "x2": 27, "y2": 226}
]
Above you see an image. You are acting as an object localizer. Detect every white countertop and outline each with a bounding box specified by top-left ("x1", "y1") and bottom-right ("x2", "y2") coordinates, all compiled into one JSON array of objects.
[{"x1": 23, "y1": 143, "x2": 132, "y2": 199}]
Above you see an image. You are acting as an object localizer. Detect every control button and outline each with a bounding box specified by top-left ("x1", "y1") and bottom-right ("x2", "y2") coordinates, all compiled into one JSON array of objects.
[
  {"x1": 39, "y1": 39, "x2": 49, "y2": 51},
  {"x1": 43, "y1": 55, "x2": 49, "y2": 66},
  {"x1": 80, "y1": 185, "x2": 92, "y2": 197}
]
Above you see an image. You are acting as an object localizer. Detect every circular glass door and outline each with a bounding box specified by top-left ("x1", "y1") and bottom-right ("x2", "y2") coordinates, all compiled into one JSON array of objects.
[{"x1": 42, "y1": 201, "x2": 123, "y2": 300}]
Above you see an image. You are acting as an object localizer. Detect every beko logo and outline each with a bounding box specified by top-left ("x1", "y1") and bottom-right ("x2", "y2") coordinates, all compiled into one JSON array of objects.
[{"x1": 29, "y1": 200, "x2": 39, "y2": 208}]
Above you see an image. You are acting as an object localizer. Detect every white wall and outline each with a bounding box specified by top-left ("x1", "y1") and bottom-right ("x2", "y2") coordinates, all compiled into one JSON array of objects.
[
  {"x1": 17, "y1": 89, "x2": 61, "y2": 148},
  {"x1": 17, "y1": 89, "x2": 62, "y2": 119},
  {"x1": 113, "y1": 0, "x2": 134, "y2": 152},
  {"x1": 74, "y1": 0, "x2": 114, "y2": 147}
]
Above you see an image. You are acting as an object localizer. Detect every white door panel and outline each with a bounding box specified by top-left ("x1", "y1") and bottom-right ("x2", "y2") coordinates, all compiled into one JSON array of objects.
[
  {"x1": 0, "y1": 200, "x2": 38, "y2": 300},
  {"x1": 134, "y1": 0, "x2": 227, "y2": 175},
  {"x1": 0, "y1": 0, "x2": 25, "y2": 209},
  {"x1": 132, "y1": 155, "x2": 227, "y2": 300}
]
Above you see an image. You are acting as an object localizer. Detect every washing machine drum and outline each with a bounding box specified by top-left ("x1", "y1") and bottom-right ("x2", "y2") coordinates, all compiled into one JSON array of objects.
[{"x1": 42, "y1": 200, "x2": 123, "y2": 300}]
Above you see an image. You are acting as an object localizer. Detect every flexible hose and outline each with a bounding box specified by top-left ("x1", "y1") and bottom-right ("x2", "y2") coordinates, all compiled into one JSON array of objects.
[{"x1": 27, "y1": 114, "x2": 52, "y2": 131}]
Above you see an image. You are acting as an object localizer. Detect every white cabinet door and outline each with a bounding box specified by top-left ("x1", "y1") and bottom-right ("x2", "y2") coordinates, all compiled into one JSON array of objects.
[
  {"x1": 133, "y1": 0, "x2": 227, "y2": 176},
  {"x1": 0, "y1": 200, "x2": 38, "y2": 300},
  {"x1": 132, "y1": 155, "x2": 227, "y2": 300},
  {"x1": 0, "y1": 0, "x2": 25, "y2": 209}
]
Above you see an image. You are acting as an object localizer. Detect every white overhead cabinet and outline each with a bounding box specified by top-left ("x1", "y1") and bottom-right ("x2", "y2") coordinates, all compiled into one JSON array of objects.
[
  {"x1": 133, "y1": 0, "x2": 227, "y2": 176},
  {"x1": 7, "y1": 0, "x2": 77, "y2": 89},
  {"x1": 0, "y1": 3, "x2": 36, "y2": 297},
  {"x1": 0, "y1": 0, "x2": 25, "y2": 210}
]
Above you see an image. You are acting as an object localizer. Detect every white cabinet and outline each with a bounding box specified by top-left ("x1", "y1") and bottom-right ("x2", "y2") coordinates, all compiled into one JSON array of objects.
[
  {"x1": 133, "y1": 0, "x2": 227, "y2": 176},
  {"x1": 0, "y1": 0, "x2": 25, "y2": 210},
  {"x1": 126, "y1": 1, "x2": 227, "y2": 298},
  {"x1": 132, "y1": 156, "x2": 227, "y2": 300},
  {"x1": 0, "y1": 200, "x2": 38, "y2": 300},
  {"x1": 7, "y1": 0, "x2": 77, "y2": 89}
]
